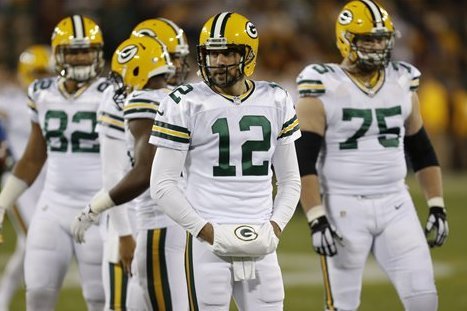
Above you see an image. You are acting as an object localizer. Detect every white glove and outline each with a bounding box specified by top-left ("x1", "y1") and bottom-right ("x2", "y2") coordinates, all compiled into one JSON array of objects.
[
  {"x1": 212, "y1": 222, "x2": 279, "y2": 257},
  {"x1": 309, "y1": 215, "x2": 343, "y2": 257},
  {"x1": 425, "y1": 206, "x2": 448, "y2": 248},
  {"x1": 71, "y1": 205, "x2": 100, "y2": 244}
]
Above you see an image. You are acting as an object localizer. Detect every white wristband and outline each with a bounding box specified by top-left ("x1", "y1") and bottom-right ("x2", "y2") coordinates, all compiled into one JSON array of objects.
[
  {"x1": 0, "y1": 175, "x2": 28, "y2": 211},
  {"x1": 89, "y1": 190, "x2": 116, "y2": 214},
  {"x1": 427, "y1": 197, "x2": 445, "y2": 208},
  {"x1": 305, "y1": 204, "x2": 326, "y2": 222}
]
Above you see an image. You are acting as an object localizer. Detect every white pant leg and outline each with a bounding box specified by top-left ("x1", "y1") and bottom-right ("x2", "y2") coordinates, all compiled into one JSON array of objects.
[
  {"x1": 322, "y1": 194, "x2": 375, "y2": 311},
  {"x1": 127, "y1": 225, "x2": 187, "y2": 311},
  {"x1": 102, "y1": 212, "x2": 132, "y2": 311},
  {"x1": 74, "y1": 224, "x2": 105, "y2": 310},
  {"x1": 24, "y1": 206, "x2": 73, "y2": 311},
  {"x1": 372, "y1": 190, "x2": 437, "y2": 307},
  {"x1": 187, "y1": 235, "x2": 284, "y2": 311},
  {"x1": 232, "y1": 252, "x2": 284, "y2": 311},
  {"x1": 0, "y1": 236, "x2": 25, "y2": 311}
]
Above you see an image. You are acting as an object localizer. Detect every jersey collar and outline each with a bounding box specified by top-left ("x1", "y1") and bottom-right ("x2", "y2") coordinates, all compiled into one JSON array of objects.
[
  {"x1": 214, "y1": 80, "x2": 256, "y2": 105},
  {"x1": 342, "y1": 68, "x2": 386, "y2": 97}
]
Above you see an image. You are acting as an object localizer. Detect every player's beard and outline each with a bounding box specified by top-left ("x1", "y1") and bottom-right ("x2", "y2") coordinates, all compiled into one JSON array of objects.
[{"x1": 208, "y1": 64, "x2": 242, "y2": 88}]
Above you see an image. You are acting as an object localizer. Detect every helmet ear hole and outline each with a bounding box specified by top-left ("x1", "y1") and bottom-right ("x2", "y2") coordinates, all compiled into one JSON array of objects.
[{"x1": 133, "y1": 66, "x2": 139, "y2": 76}]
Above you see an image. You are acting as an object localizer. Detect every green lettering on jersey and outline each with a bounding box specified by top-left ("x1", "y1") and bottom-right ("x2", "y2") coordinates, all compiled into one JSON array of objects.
[
  {"x1": 169, "y1": 84, "x2": 194, "y2": 104},
  {"x1": 311, "y1": 64, "x2": 335, "y2": 75},
  {"x1": 339, "y1": 106, "x2": 402, "y2": 150},
  {"x1": 212, "y1": 115, "x2": 271, "y2": 177},
  {"x1": 44, "y1": 110, "x2": 99, "y2": 153}
]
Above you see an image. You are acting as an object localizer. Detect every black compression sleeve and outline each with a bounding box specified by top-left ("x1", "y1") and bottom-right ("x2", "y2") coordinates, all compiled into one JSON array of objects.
[
  {"x1": 404, "y1": 127, "x2": 439, "y2": 172},
  {"x1": 294, "y1": 131, "x2": 323, "y2": 177}
]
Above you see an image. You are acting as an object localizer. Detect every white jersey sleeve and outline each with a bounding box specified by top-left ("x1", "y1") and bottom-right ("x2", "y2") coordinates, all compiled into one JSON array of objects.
[
  {"x1": 96, "y1": 85, "x2": 125, "y2": 140},
  {"x1": 148, "y1": 85, "x2": 192, "y2": 150}
]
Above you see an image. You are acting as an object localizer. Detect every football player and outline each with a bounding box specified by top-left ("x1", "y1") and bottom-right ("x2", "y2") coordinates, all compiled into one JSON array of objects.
[
  {"x1": 131, "y1": 18, "x2": 190, "y2": 87},
  {"x1": 77, "y1": 18, "x2": 192, "y2": 310},
  {"x1": 0, "y1": 15, "x2": 109, "y2": 310},
  {"x1": 71, "y1": 35, "x2": 190, "y2": 310},
  {"x1": 0, "y1": 45, "x2": 52, "y2": 311},
  {"x1": 150, "y1": 12, "x2": 301, "y2": 310},
  {"x1": 295, "y1": 1, "x2": 448, "y2": 310}
]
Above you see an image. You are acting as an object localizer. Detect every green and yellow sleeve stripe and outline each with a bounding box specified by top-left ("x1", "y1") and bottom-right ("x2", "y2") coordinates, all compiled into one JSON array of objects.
[
  {"x1": 410, "y1": 77, "x2": 420, "y2": 91},
  {"x1": 152, "y1": 120, "x2": 190, "y2": 144},
  {"x1": 27, "y1": 99, "x2": 37, "y2": 113},
  {"x1": 297, "y1": 79, "x2": 325, "y2": 97},
  {"x1": 278, "y1": 115, "x2": 300, "y2": 139},
  {"x1": 124, "y1": 99, "x2": 158, "y2": 116},
  {"x1": 98, "y1": 112, "x2": 125, "y2": 133}
]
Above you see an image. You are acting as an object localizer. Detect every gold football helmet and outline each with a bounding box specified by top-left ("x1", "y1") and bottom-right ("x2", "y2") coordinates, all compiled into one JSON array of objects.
[
  {"x1": 110, "y1": 36, "x2": 175, "y2": 104},
  {"x1": 131, "y1": 18, "x2": 190, "y2": 85},
  {"x1": 198, "y1": 12, "x2": 259, "y2": 87},
  {"x1": 336, "y1": 0, "x2": 395, "y2": 70},
  {"x1": 17, "y1": 45, "x2": 54, "y2": 89},
  {"x1": 51, "y1": 15, "x2": 104, "y2": 82}
]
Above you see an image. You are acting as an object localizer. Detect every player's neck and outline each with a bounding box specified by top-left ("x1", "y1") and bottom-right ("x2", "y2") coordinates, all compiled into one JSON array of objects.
[
  {"x1": 62, "y1": 78, "x2": 86, "y2": 94},
  {"x1": 143, "y1": 76, "x2": 167, "y2": 90},
  {"x1": 341, "y1": 61, "x2": 382, "y2": 88},
  {"x1": 213, "y1": 77, "x2": 249, "y2": 97}
]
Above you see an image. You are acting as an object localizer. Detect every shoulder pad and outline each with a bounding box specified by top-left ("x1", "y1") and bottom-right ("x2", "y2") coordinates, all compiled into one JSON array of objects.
[
  {"x1": 389, "y1": 61, "x2": 421, "y2": 91},
  {"x1": 28, "y1": 77, "x2": 54, "y2": 99},
  {"x1": 296, "y1": 64, "x2": 336, "y2": 97}
]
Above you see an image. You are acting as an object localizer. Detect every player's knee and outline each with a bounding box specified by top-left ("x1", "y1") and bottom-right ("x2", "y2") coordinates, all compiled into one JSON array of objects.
[
  {"x1": 403, "y1": 292, "x2": 438, "y2": 311},
  {"x1": 26, "y1": 287, "x2": 58, "y2": 311},
  {"x1": 82, "y1": 280, "x2": 105, "y2": 307}
]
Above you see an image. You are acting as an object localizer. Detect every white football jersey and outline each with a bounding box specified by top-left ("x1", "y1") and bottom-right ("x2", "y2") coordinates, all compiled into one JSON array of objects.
[
  {"x1": 28, "y1": 77, "x2": 109, "y2": 208},
  {"x1": 0, "y1": 84, "x2": 32, "y2": 159},
  {"x1": 96, "y1": 86, "x2": 125, "y2": 141},
  {"x1": 149, "y1": 80, "x2": 301, "y2": 225},
  {"x1": 297, "y1": 62, "x2": 421, "y2": 195},
  {"x1": 124, "y1": 87, "x2": 175, "y2": 230}
]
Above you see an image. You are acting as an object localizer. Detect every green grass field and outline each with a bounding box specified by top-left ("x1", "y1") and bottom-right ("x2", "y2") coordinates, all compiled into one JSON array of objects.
[{"x1": 1, "y1": 173, "x2": 466, "y2": 310}]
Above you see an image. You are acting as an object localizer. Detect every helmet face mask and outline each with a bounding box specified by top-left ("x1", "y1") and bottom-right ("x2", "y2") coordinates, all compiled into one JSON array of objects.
[
  {"x1": 336, "y1": 0, "x2": 395, "y2": 72},
  {"x1": 197, "y1": 12, "x2": 258, "y2": 88},
  {"x1": 169, "y1": 53, "x2": 190, "y2": 86},
  {"x1": 51, "y1": 15, "x2": 104, "y2": 82},
  {"x1": 198, "y1": 44, "x2": 250, "y2": 88},
  {"x1": 55, "y1": 45, "x2": 103, "y2": 82},
  {"x1": 349, "y1": 32, "x2": 395, "y2": 71},
  {"x1": 108, "y1": 71, "x2": 127, "y2": 108}
]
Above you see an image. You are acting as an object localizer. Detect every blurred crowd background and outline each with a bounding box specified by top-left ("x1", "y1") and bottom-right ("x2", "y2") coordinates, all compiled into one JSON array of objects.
[{"x1": 0, "y1": 0, "x2": 465, "y2": 170}]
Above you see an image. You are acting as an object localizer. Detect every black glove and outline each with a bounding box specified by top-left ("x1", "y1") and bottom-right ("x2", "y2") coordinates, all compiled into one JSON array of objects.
[
  {"x1": 425, "y1": 206, "x2": 448, "y2": 248},
  {"x1": 309, "y1": 215, "x2": 342, "y2": 256}
]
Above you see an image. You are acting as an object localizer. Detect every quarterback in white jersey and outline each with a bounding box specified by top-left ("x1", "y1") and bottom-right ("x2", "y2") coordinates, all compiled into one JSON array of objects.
[
  {"x1": 150, "y1": 12, "x2": 301, "y2": 310},
  {"x1": 0, "y1": 15, "x2": 108, "y2": 310},
  {"x1": 295, "y1": 1, "x2": 448, "y2": 311},
  {"x1": 0, "y1": 45, "x2": 52, "y2": 311}
]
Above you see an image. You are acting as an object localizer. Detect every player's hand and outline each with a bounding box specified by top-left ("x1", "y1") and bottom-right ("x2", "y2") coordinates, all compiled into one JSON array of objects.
[
  {"x1": 309, "y1": 215, "x2": 342, "y2": 257},
  {"x1": 119, "y1": 235, "x2": 136, "y2": 275},
  {"x1": 197, "y1": 223, "x2": 214, "y2": 245},
  {"x1": 425, "y1": 206, "x2": 448, "y2": 248},
  {"x1": 71, "y1": 205, "x2": 100, "y2": 244}
]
